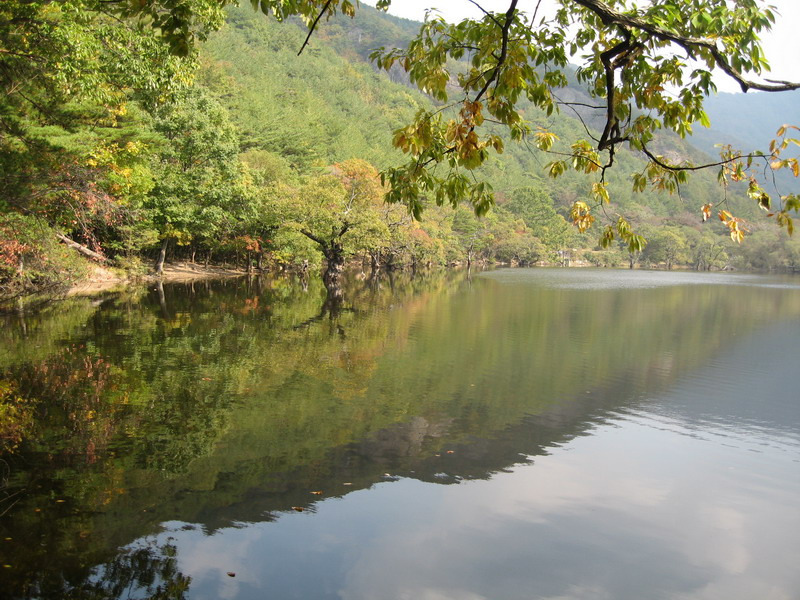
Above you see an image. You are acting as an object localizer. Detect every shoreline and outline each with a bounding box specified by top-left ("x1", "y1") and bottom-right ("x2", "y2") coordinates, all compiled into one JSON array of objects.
[
  {"x1": 66, "y1": 262, "x2": 249, "y2": 296},
  {"x1": 18, "y1": 260, "x2": 797, "y2": 302}
]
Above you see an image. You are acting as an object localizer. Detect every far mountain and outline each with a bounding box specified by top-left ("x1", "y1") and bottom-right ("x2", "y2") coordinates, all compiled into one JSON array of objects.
[{"x1": 691, "y1": 90, "x2": 800, "y2": 193}]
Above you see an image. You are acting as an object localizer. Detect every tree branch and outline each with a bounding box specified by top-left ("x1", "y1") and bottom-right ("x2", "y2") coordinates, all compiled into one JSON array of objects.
[
  {"x1": 300, "y1": 228, "x2": 327, "y2": 246},
  {"x1": 297, "y1": 0, "x2": 333, "y2": 56},
  {"x1": 553, "y1": 94, "x2": 601, "y2": 144},
  {"x1": 56, "y1": 233, "x2": 114, "y2": 264},
  {"x1": 640, "y1": 143, "x2": 769, "y2": 172},
  {"x1": 555, "y1": 100, "x2": 605, "y2": 111},
  {"x1": 474, "y1": 0, "x2": 518, "y2": 103},
  {"x1": 466, "y1": 0, "x2": 503, "y2": 29}
]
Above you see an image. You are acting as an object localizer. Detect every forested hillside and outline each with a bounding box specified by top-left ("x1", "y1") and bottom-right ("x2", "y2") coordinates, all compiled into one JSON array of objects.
[{"x1": 1, "y1": 2, "x2": 798, "y2": 298}]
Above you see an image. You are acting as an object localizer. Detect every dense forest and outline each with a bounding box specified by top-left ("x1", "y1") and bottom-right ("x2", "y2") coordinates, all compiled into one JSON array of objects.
[{"x1": 1, "y1": 1, "x2": 799, "y2": 298}]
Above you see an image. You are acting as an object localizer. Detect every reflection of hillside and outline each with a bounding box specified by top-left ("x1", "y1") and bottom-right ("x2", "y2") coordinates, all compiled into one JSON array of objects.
[
  {"x1": 3, "y1": 270, "x2": 800, "y2": 598},
  {"x1": 0, "y1": 271, "x2": 463, "y2": 597}
]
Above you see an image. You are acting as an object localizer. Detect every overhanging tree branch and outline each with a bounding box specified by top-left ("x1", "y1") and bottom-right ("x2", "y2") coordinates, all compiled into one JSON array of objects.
[
  {"x1": 639, "y1": 144, "x2": 769, "y2": 173},
  {"x1": 570, "y1": 0, "x2": 800, "y2": 93}
]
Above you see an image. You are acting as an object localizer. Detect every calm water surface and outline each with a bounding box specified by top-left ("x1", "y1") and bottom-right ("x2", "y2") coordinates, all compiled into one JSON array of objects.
[{"x1": 1, "y1": 268, "x2": 799, "y2": 600}]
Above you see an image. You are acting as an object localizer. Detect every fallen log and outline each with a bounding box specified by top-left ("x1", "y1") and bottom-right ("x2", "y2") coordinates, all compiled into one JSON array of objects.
[{"x1": 56, "y1": 233, "x2": 115, "y2": 265}]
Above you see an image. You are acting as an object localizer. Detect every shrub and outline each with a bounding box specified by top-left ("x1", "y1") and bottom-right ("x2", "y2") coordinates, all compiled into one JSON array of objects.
[{"x1": 0, "y1": 214, "x2": 89, "y2": 297}]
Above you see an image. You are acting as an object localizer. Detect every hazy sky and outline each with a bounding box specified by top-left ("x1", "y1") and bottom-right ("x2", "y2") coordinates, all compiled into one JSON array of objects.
[{"x1": 362, "y1": 0, "x2": 800, "y2": 94}]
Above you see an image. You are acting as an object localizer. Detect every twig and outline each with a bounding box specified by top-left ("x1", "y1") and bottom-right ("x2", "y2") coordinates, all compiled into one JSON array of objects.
[
  {"x1": 0, "y1": 498, "x2": 21, "y2": 518},
  {"x1": 530, "y1": 0, "x2": 544, "y2": 28},
  {"x1": 640, "y1": 144, "x2": 770, "y2": 173},
  {"x1": 467, "y1": 0, "x2": 503, "y2": 28},
  {"x1": 297, "y1": 0, "x2": 333, "y2": 56},
  {"x1": 474, "y1": 0, "x2": 519, "y2": 103}
]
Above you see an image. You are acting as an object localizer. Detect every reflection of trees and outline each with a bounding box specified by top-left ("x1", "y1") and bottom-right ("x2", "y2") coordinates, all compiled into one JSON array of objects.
[
  {"x1": 17, "y1": 540, "x2": 190, "y2": 600},
  {"x1": 0, "y1": 271, "x2": 460, "y2": 599},
  {"x1": 293, "y1": 285, "x2": 349, "y2": 331},
  {"x1": 85, "y1": 541, "x2": 190, "y2": 600}
]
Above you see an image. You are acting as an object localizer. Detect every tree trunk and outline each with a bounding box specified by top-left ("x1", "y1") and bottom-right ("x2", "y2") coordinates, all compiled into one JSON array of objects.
[
  {"x1": 56, "y1": 233, "x2": 112, "y2": 264},
  {"x1": 16, "y1": 298, "x2": 27, "y2": 334},
  {"x1": 370, "y1": 250, "x2": 381, "y2": 274},
  {"x1": 323, "y1": 243, "x2": 345, "y2": 289},
  {"x1": 321, "y1": 285, "x2": 344, "y2": 321},
  {"x1": 155, "y1": 238, "x2": 169, "y2": 276},
  {"x1": 323, "y1": 254, "x2": 345, "y2": 288},
  {"x1": 156, "y1": 279, "x2": 168, "y2": 317}
]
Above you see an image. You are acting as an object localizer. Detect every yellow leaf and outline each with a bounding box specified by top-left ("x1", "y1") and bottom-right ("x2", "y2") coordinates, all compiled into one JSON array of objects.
[
  {"x1": 592, "y1": 182, "x2": 610, "y2": 204},
  {"x1": 534, "y1": 130, "x2": 558, "y2": 151}
]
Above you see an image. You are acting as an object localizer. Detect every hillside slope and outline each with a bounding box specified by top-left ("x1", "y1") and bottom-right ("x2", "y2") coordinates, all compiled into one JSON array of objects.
[{"x1": 202, "y1": 5, "x2": 729, "y2": 220}]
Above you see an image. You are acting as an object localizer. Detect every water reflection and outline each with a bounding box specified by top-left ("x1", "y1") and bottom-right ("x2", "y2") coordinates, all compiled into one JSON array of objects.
[{"x1": 1, "y1": 268, "x2": 799, "y2": 599}]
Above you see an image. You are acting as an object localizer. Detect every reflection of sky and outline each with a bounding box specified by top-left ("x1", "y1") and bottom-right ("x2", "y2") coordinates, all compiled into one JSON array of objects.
[
  {"x1": 154, "y1": 416, "x2": 799, "y2": 599},
  {"x1": 140, "y1": 299, "x2": 800, "y2": 600},
  {"x1": 637, "y1": 321, "x2": 800, "y2": 446}
]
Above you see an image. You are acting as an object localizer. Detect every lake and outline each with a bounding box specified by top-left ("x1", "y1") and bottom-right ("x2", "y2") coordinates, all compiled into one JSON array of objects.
[{"x1": 1, "y1": 268, "x2": 799, "y2": 600}]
